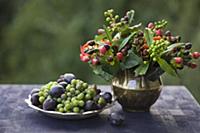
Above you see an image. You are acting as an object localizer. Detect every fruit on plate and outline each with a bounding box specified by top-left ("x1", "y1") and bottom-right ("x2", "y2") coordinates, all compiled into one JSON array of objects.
[{"x1": 29, "y1": 73, "x2": 112, "y2": 113}]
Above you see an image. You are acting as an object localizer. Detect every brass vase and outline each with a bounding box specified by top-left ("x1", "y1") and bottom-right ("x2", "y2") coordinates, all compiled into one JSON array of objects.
[{"x1": 112, "y1": 69, "x2": 162, "y2": 112}]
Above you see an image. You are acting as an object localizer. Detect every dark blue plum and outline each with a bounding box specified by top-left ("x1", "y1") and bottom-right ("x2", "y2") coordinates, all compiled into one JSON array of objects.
[
  {"x1": 49, "y1": 85, "x2": 65, "y2": 98},
  {"x1": 102, "y1": 92, "x2": 112, "y2": 103},
  {"x1": 84, "y1": 100, "x2": 97, "y2": 111},
  {"x1": 59, "y1": 81, "x2": 68, "y2": 88},
  {"x1": 108, "y1": 112, "x2": 125, "y2": 126},
  {"x1": 43, "y1": 98, "x2": 57, "y2": 111},
  {"x1": 63, "y1": 73, "x2": 76, "y2": 83},
  {"x1": 31, "y1": 93, "x2": 40, "y2": 106}
]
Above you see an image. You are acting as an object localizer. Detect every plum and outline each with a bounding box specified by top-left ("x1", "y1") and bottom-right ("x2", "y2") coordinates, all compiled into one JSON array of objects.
[
  {"x1": 84, "y1": 100, "x2": 97, "y2": 111},
  {"x1": 63, "y1": 73, "x2": 76, "y2": 83},
  {"x1": 59, "y1": 81, "x2": 68, "y2": 88},
  {"x1": 43, "y1": 98, "x2": 57, "y2": 111},
  {"x1": 31, "y1": 93, "x2": 40, "y2": 106},
  {"x1": 30, "y1": 88, "x2": 40, "y2": 96},
  {"x1": 108, "y1": 111, "x2": 125, "y2": 126},
  {"x1": 102, "y1": 92, "x2": 112, "y2": 103},
  {"x1": 49, "y1": 85, "x2": 65, "y2": 98}
]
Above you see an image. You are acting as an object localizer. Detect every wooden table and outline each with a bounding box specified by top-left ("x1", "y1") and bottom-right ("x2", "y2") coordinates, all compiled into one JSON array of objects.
[{"x1": 0, "y1": 85, "x2": 200, "y2": 133}]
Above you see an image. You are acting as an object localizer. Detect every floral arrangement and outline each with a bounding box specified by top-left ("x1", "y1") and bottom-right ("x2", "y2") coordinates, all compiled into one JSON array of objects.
[{"x1": 80, "y1": 9, "x2": 200, "y2": 81}]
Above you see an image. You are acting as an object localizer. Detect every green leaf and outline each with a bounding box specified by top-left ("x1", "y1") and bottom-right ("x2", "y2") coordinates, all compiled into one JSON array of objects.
[
  {"x1": 92, "y1": 65, "x2": 113, "y2": 81},
  {"x1": 103, "y1": 25, "x2": 112, "y2": 43},
  {"x1": 102, "y1": 63, "x2": 120, "y2": 76},
  {"x1": 161, "y1": 43, "x2": 185, "y2": 55},
  {"x1": 119, "y1": 32, "x2": 135, "y2": 50},
  {"x1": 94, "y1": 34, "x2": 106, "y2": 41},
  {"x1": 121, "y1": 52, "x2": 141, "y2": 70},
  {"x1": 135, "y1": 63, "x2": 150, "y2": 76},
  {"x1": 144, "y1": 28, "x2": 153, "y2": 46},
  {"x1": 157, "y1": 57, "x2": 177, "y2": 77}
]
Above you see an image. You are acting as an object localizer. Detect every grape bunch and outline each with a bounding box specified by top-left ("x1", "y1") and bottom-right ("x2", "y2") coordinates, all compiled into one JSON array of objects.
[{"x1": 30, "y1": 73, "x2": 112, "y2": 113}]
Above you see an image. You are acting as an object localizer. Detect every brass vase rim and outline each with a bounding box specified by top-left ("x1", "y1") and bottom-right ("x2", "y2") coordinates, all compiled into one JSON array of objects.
[{"x1": 112, "y1": 83, "x2": 163, "y2": 91}]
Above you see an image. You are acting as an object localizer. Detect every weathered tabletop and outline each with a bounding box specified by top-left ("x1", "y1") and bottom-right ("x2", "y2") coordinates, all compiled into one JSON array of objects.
[{"x1": 0, "y1": 85, "x2": 200, "y2": 133}]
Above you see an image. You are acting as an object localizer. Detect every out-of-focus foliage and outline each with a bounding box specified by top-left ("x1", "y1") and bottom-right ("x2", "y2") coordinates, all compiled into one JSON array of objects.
[{"x1": 0, "y1": 0, "x2": 200, "y2": 102}]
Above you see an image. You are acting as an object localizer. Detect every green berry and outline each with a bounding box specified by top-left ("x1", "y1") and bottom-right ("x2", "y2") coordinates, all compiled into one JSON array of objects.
[
  {"x1": 66, "y1": 84, "x2": 71, "y2": 91},
  {"x1": 58, "y1": 107, "x2": 64, "y2": 113},
  {"x1": 85, "y1": 93, "x2": 92, "y2": 100},
  {"x1": 67, "y1": 92, "x2": 72, "y2": 97},
  {"x1": 57, "y1": 104, "x2": 63, "y2": 109},
  {"x1": 72, "y1": 100, "x2": 79, "y2": 107},
  {"x1": 143, "y1": 61, "x2": 148, "y2": 64},
  {"x1": 73, "y1": 107, "x2": 80, "y2": 113},
  {"x1": 38, "y1": 91, "x2": 44, "y2": 96},
  {"x1": 98, "y1": 97, "x2": 106, "y2": 106},
  {"x1": 64, "y1": 103, "x2": 72, "y2": 110},
  {"x1": 39, "y1": 96, "x2": 45, "y2": 103},
  {"x1": 153, "y1": 57, "x2": 157, "y2": 62},
  {"x1": 78, "y1": 100, "x2": 85, "y2": 107},
  {"x1": 70, "y1": 88, "x2": 75, "y2": 93},
  {"x1": 71, "y1": 79, "x2": 77, "y2": 85},
  {"x1": 106, "y1": 17, "x2": 110, "y2": 21},
  {"x1": 71, "y1": 97, "x2": 77, "y2": 102},
  {"x1": 75, "y1": 90, "x2": 80, "y2": 95},
  {"x1": 77, "y1": 93, "x2": 84, "y2": 100},
  {"x1": 57, "y1": 98, "x2": 62, "y2": 103},
  {"x1": 82, "y1": 83, "x2": 88, "y2": 88},
  {"x1": 64, "y1": 100, "x2": 70, "y2": 105}
]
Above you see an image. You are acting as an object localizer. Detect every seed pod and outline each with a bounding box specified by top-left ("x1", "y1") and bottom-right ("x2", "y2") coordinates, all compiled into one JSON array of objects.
[
  {"x1": 138, "y1": 31, "x2": 144, "y2": 37},
  {"x1": 133, "y1": 38, "x2": 139, "y2": 44},
  {"x1": 112, "y1": 45, "x2": 119, "y2": 54},
  {"x1": 138, "y1": 38, "x2": 144, "y2": 45},
  {"x1": 187, "y1": 62, "x2": 197, "y2": 69},
  {"x1": 124, "y1": 44, "x2": 132, "y2": 50},
  {"x1": 87, "y1": 40, "x2": 95, "y2": 46},
  {"x1": 185, "y1": 43, "x2": 192, "y2": 50},
  {"x1": 142, "y1": 49, "x2": 148, "y2": 56},
  {"x1": 124, "y1": 16, "x2": 129, "y2": 21},
  {"x1": 165, "y1": 30, "x2": 171, "y2": 36},
  {"x1": 104, "y1": 44, "x2": 110, "y2": 50},
  {"x1": 183, "y1": 50, "x2": 190, "y2": 56},
  {"x1": 107, "y1": 56, "x2": 113, "y2": 62},
  {"x1": 175, "y1": 36, "x2": 181, "y2": 42},
  {"x1": 121, "y1": 48, "x2": 128, "y2": 55},
  {"x1": 169, "y1": 36, "x2": 176, "y2": 43}
]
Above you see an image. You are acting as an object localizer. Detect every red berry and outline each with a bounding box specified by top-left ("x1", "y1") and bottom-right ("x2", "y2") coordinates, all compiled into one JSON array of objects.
[
  {"x1": 155, "y1": 29, "x2": 162, "y2": 36},
  {"x1": 99, "y1": 45, "x2": 107, "y2": 54},
  {"x1": 192, "y1": 52, "x2": 200, "y2": 59},
  {"x1": 147, "y1": 22, "x2": 154, "y2": 29},
  {"x1": 116, "y1": 52, "x2": 123, "y2": 61},
  {"x1": 188, "y1": 62, "x2": 197, "y2": 69},
  {"x1": 92, "y1": 58, "x2": 99, "y2": 65},
  {"x1": 80, "y1": 55, "x2": 90, "y2": 62},
  {"x1": 174, "y1": 57, "x2": 183, "y2": 64}
]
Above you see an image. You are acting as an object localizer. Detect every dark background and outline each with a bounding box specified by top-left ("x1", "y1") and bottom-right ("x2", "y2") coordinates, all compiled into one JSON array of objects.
[{"x1": 0, "y1": 0, "x2": 200, "y2": 102}]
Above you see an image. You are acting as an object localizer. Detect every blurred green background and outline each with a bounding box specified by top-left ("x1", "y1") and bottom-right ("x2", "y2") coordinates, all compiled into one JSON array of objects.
[{"x1": 0, "y1": 0, "x2": 200, "y2": 102}]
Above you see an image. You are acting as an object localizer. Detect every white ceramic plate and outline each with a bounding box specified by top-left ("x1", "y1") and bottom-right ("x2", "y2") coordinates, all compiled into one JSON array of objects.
[{"x1": 25, "y1": 95, "x2": 113, "y2": 119}]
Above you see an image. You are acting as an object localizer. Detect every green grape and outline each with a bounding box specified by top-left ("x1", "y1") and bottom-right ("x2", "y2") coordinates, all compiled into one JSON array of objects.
[
  {"x1": 39, "y1": 96, "x2": 45, "y2": 103},
  {"x1": 78, "y1": 100, "x2": 85, "y2": 107},
  {"x1": 58, "y1": 108, "x2": 64, "y2": 113},
  {"x1": 73, "y1": 107, "x2": 80, "y2": 113}
]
